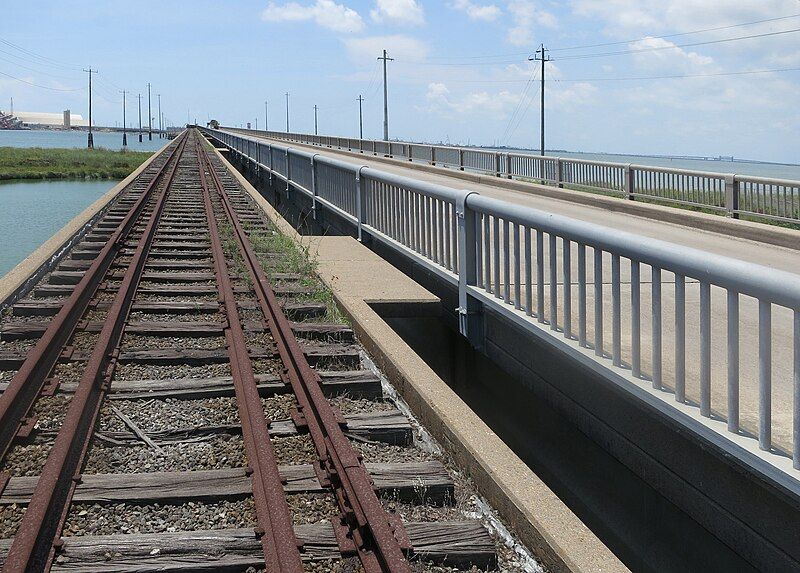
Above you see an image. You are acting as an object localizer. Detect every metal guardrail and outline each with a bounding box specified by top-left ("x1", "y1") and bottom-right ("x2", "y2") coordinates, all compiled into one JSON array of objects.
[
  {"x1": 229, "y1": 127, "x2": 800, "y2": 225},
  {"x1": 204, "y1": 127, "x2": 800, "y2": 477}
]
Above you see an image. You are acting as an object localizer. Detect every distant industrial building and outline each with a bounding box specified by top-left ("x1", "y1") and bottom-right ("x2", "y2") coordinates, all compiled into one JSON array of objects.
[{"x1": 14, "y1": 110, "x2": 87, "y2": 128}]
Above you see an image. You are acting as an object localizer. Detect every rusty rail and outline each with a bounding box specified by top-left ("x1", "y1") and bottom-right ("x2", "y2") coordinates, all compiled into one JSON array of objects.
[
  {"x1": 2, "y1": 131, "x2": 189, "y2": 573},
  {"x1": 198, "y1": 136, "x2": 412, "y2": 572},
  {"x1": 0, "y1": 136, "x2": 185, "y2": 465},
  {"x1": 196, "y1": 139, "x2": 305, "y2": 572}
]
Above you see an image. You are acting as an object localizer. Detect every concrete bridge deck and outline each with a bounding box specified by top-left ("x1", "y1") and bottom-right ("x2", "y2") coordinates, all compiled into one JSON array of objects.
[{"x1": 237, "y1": 130, "x2": 800, "y2": 460}]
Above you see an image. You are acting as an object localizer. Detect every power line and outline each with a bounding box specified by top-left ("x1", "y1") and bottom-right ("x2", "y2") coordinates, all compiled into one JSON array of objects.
[
  {"x1": 557, "y1": 27, "x2": 800, "y2": 60},
  {"x1": 0, "y1": 38, "x2": 83, "y2": 70},
  {"x1": 550, "y1": 13, "x2": 800, "y2": 51},
  {"x1": 500, "y1": 65, "x2": 539, "y2": 144},
  {"x1": 417, "y1": 13, "x2": 800, "y2": 62},
  {"x1": 552, "y1": 66, "x2": 800, "y2": 81},
  {"x1": 506, "y1": 78, "x2": 540, "y2": 145},
  {"x1": 0, "y1": 53, "x2": 79, "y2": 81},
  {"x1": 0, "y1": 69, "x2": 82, "y2": 91},
  {"x1": 409, "y1": 66, "x2": 800, "y2": 85}
]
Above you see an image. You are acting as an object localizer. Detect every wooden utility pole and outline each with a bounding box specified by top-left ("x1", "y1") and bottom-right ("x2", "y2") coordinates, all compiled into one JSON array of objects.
[
  {"x1": 357, "y1": 95, "x2": 364, "y2": 139},
  {"x1": 529, "y1": 45, "x2": 550, "y2": 156},
  {"x1": 378, "y1": 50, "x2": 394, "y2": 141}
]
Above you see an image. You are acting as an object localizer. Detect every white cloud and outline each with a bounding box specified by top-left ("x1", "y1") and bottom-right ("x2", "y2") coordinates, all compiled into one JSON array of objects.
[
  {"x1": 261, "y1": 0, "x2": 364, "y2": 33},
  {"x1": 451, "y1": 0, "x2": 501, "y2": 22},
  {"x1": 424, "y1": 81, "x2": 522, "y2": 116},
  {"x1": 370, "y1": 0, "x2": 425, "y2": 26},
  {"x1": 571, "y1": 0, "x2": 800, "y2": 36},
  {"x1": 342, "y1": 34, "x2": 429, "y2": 64},
  {"x1": 629, "y1": 37, "x2": 715, "y2": 73},
  {"x1": 506, "y1": 0, "x2": 557, "y2": 46}
]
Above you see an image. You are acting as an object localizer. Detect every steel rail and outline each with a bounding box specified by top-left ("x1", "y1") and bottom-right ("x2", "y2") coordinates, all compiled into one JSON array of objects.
[
  {"x1": 0, "y1": 136, "x2": 185, "y2": 466},
  {"x1": 198, "y1": 135, "x2": 412, "y2": 573},
  {"x1": 2, "y1": 131, "x2": 189, "y2": 573},
  {"x1": 195, "y1": 140, "x2": 304, "y2": 573}
]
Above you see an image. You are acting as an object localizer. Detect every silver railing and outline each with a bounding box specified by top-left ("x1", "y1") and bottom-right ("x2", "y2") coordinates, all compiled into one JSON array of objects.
[
  {"x1": 204, "y1": 127, "x2": 800, "y2": 478},
  {"x1": 227, "y1": 126, "x2": 800, "y2": 225}
]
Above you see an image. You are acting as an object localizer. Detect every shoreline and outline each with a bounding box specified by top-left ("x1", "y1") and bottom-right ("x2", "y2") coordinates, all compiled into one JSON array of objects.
[{"x1": 0, "y1": 146, "x2": 152, "y2": 181}]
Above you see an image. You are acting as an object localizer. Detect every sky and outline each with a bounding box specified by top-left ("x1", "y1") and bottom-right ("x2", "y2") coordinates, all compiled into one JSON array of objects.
[{"x1": 2, "y1": 0, "x2": 800, "y2": 162}]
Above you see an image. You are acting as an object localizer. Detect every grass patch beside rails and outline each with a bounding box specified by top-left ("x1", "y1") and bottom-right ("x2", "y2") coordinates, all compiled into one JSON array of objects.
[
  {"x1": 245, "y1": 225, "x2": 350, "y2": 326},
  {"x1": 0, "y1": 147, "x2": 152, "y2": 181}
]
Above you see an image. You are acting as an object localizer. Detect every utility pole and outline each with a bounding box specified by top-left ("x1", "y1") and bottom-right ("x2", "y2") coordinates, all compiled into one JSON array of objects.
[
  {"x1": 120, "y1": 90, "x2": 128, "y2": 147},
  {"x1": 83, "y1": 67, "x2": 98, "y2": 148},
  {"x1": 285, "y1": 92, "x2": 290, "y2": 132},
  {"x1": 157, "y1": 94, "x2": 162, "y2": 138},
  {"x1": 147, "y1": 83, "x2": 152, "y2": 140},
  {"x1": 255, "y1": 118, "x2": 258, "y2": 131},
  {"x1": 137, "y1": 93, "x2": 142, "y2": 143},
  {"x1": 314, "y1": 105, "x2": 318, "y2": 136},
  {"x1": 529, "y1": 44, "x2": 550, "y2": 156},
  {"x1": 264, "y1": 100, "x2": 268, "y2": 131},
  {"x1": 378, "y1": 50, "x2": 393, "y2": 141},
  {"x1": 357, "y1": 95, "x2": 364, "y2": 139}
]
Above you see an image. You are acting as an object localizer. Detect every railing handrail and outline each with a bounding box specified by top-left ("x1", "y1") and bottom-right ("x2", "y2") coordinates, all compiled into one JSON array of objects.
[
  {"x1": 233, "y1": 126, "x2": 800, "y2": 190},
  {"x1": 206, "y1": 126, "x2": 800, "y2": 476},
  {"x1": 222, "y1": 127, "x2": 800, "y2": 310},
  {"x1": 469, "y1": 193, "x2": 800, "y2": 309}
]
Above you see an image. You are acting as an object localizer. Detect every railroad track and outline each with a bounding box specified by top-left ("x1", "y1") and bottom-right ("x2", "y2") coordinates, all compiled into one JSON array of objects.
[{"x1": 0, "y1": 130, "x2": 515, "y2": 572}]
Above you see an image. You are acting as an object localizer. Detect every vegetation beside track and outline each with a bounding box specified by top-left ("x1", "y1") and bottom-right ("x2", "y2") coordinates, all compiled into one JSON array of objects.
[
  {"x1": 233, "y1": 222, "x2": 350, "y2": 325},
  {"x1": 0, "y1": 147, "x2": 152, "y2": 181}
]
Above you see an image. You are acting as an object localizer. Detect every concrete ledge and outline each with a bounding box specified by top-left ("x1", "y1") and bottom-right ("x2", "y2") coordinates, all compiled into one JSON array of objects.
[
  {"x1": 248, "y1": 134, "x2": 800, "y2": 251},
  {"x1": 211, "y1": 143, "x2": 629, "y2": 573},
  {"x1": 0, "y1": 140, "x2": 173, "y2": 308}
]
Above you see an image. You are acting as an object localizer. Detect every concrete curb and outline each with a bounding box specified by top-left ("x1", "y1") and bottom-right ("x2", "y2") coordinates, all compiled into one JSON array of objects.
[
  {"x1": 0, "y1": 139, "x2": 173, "y2": 307},
  {"x1": 210, "y1": 143, "x2": 630, "y2": 573},
  {"x1": 249, "y1": 134, "x2": 800, "y2": 252}
]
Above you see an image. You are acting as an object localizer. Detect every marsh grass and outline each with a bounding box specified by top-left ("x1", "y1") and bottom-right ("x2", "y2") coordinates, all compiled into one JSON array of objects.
[{"x1": 0, "y1": 147, "x2": 152, "y2": 181}]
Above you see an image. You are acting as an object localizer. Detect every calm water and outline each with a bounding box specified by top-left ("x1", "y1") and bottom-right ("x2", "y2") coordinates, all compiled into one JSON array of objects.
[
  {"x1": 0, "y1": 129, "x2": 169, "y2": 152},
  {"x1": 0, "y1": 179, "x2": 116, "y2": 277}
]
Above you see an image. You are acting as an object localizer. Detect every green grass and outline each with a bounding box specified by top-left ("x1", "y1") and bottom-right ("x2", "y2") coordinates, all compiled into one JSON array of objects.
[
  {"x1": 0, "y1": 146, "x2": 152, "y2": 181},
  {"x1": 246, "y1": 225, "x2": 350, "y2": 325}
]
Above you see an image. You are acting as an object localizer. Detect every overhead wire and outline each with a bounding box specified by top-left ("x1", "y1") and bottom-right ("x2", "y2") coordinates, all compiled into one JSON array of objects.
[
  {"x1": 504, "y1": 72, "x2": 540, "y2": 145},
  {"x1": 0, "y1": 69, "x2": 82, "y2": 91},
  {"x1": 416, "y1": 13, "x2": 800, "y2": 63},
  {"x1": 499, "y1": 65, "x2": 538, "y2": 144},
  {"x1": 0, "y1": 37, "x2": 83, "y2": 70},
  {"x1": 408, "y1": 66, "x2": 800, "y2": 84},
  {"x1": 556, "y1": 27, "x2": 800, "y2": 60}
]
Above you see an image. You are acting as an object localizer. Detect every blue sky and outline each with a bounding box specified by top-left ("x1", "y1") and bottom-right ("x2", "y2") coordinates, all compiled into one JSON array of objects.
[{"x1": 2, "y1": 0, "x2": 799, "y2": 162}]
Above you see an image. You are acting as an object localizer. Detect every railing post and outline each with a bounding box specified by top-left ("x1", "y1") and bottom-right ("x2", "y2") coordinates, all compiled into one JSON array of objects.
[
  {"x1": 725, "y1": 174, "x2": 739, "y2": 219},
  {"x1": 285, "y1": 148, "x2": 291, "y2": 196},
  {"x1": 556, "y1": 158, "x2": 564, "y2": 188},
  {"x1": 456, "y1": 192, "x2": 484, "y2": 349},
  {"x1": 430, "y1": 146, "x2": 436, "y2": 166},
  {"x1": 458, "y1": 149, "x2": 465, "y2": 171},
  {"x1": 625, "y1": 164, "x2": 635, "y2": 200},
  {"x1": 506, "y1": 154, "x2": 512, "y2": 179},
  {"x1": 495, "y1": 153, "x2": 502, "y2": 177},
  {"x1": 311, "y1": 154, "x2": 318, "y2": 220},
  {"x1": 355, "y1": 167, "x2": 367, "y2": 242},
  {"x1": 408, "y1": 144, "x2": 414, "y2": 161},
  {"x1": 268, "y1": 144, "x2": 274, "y2": 185}
]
